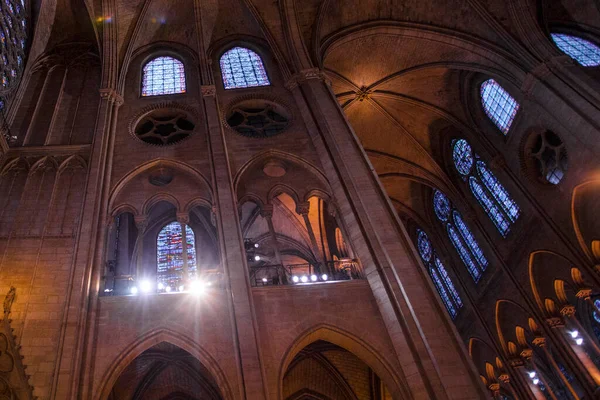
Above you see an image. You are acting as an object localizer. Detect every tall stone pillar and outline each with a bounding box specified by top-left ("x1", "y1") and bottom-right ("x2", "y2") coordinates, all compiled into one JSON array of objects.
[
  {"x1": 287, "y1": 68, "x2": 487, "y2": 399},
  {"x1": 133, "y1": 216, "x2": 148, "y2": 279},
  {"x1": 296, "y1": 201, "x2": 326, "y2": 271},
  {"x1": 201, "y1": 85, "x2": 268, "y2": 400}
]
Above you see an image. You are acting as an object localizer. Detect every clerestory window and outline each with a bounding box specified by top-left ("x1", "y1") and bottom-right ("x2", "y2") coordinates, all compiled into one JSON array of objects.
[
  {"x1": 480, "y1": 79, "x2": 520, "y2": 135},
  {"x1": 142, "y1": 56, "x2": 186, "y2": 97},
  {"x1": 220, "y1": 47, "x2": 270, "y2": 89}
]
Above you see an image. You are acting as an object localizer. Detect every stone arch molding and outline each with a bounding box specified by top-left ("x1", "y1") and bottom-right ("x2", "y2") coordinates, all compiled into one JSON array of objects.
[
  {"x1": 278, "y1": 324, "x2": 410, "y2": 400},
  {"x1": 95, "y1": 328, "x2": 234, "y2": 400}
]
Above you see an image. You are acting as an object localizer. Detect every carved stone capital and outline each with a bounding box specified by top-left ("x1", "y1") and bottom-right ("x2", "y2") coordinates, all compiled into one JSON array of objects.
[
  {"x1": 488, "y1": 383, "x2": 500, "y2": 393},
  {"x1": 260, "y1": 204, "x2": 274, "y2": 219},
  {"x1": 285, "y1": 68, "x2": 331, "y2": 90},
  {"x1": 532, "y1": 337, "x2": 546, "y2": 347},
  {"x1": 99, "y1": 88, "x2": 124, "y2": 105},
  {"x1": 201, "y1": 85, "x2": 216, "y2": 98},
  {"x1": 498, "y1": 373, "x2": 510, "y2": 384},
  {"x1": 176, "y1": 212, "x2": 190, "y2": 225},
  {"x1": 560, "y1": 305, "x2": 576, "y2": 318},
  {"x1": 296, "y1": 202, "x2": 310, "y2": 216},
  {"x1": 519, "y1": 348, "x2": 533, "y2": 360},
  {"x1": 509, "y1": 357, "x2": 524, "y2": 368},
  {"x1": 546, "y1": 316, "x2": 565, "y2": 328},
  {"x1": 134, "y1": 216, "x2": 148, "y2": 232},
  {"x1": 576, "y1": 288, "x2": 592, "y2": 300}
]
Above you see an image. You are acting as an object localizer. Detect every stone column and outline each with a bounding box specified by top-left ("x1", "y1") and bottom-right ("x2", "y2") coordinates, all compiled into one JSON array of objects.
[
  {"x1": 133, "y1": 216, "x2": 148, "y2": 279},
  {"x1": 296, "y1": 201, "x2": 326, "y2": 273},
  {"x1": 559, "y1": 305, "x2": 600, "y2": 385},
  {"x1": 532, "y1": 336, "x2": 580, "y2": 399},
  {"x1": 513, "y1": 350, "x2": 551, "y2": 400},
  {"x1": 177, "y1": 212, "x2": 190, "y2": 282},
  {"x1": 261, "y1": 205, "x2": 283, "y2": 267},
  {"x1": 201, "y1": 85, "x2": 268, "y2": 399},
  {"x1": 287, "y1": 68, "x2": 487, "y2": 399}
]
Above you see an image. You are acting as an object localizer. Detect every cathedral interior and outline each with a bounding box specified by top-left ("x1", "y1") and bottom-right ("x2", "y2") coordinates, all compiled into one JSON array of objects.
[{"x1": 0, "y1": 0, "x2": 600, "y2": 399}]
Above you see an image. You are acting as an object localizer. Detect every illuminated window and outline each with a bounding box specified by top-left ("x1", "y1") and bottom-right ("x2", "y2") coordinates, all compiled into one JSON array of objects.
[
  {"x1": 416, "y1": 229, "x2": 462, "y2": 318},
  {"x1": 480, "y1": 79, "x2": 520, "y2": 135},
  {"x1": 594, "y1": 299, "x2": 600, "y2": 324},
  {"x1": 0, "y1": 0, "x2": 27, "y2": 91},
  {"x1": 220, "y1": 47, "x2": 270, "y2": 89},
  {"x1": 452, "y1": 139, "x2": 520, "y2": 237},
  {"x1": 551, "y1": 33, "x2": 600, "y2": 67},
  {"x1": 156, "y1": 222, "x2": 197, "y2": 289},
  {"x1": 142, "y1": 56, "x2": 186, "y2": 96},
  {"x1": 433, "y1": 190, "x2": 488, "y2": 282}
]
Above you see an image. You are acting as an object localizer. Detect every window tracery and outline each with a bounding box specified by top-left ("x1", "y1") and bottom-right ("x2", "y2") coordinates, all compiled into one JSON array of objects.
[
  {"x1": 417, "y1": 229, "x2": 462, "y2": 318},
  {"x1": 480, "y1": 79, "x2": 520, "y2": 135},
  {"x1": 452, "y1": 139, "x2": 520, "y2": 237},
  {"x1": 529, "y1": 130, "x2": 568, "y2": 185},
  {"x1": 157, "y1": 222, "x2": 197, "y2": 290},
  {"x1": 142, "y1": 56, "x2": 186, "y2": 97},
  {"x1": 0, "y1": 0, "x2": 27, "y2": 94},
  {"x1": 220, "y1": 47, "x2": 270, "y2": 89},
  {"x1": 433, "y1": 190, "x2": 488, "y2": 282},
  {"x1": 551, "y1": 33, "x2": 600, "y2": 67}
]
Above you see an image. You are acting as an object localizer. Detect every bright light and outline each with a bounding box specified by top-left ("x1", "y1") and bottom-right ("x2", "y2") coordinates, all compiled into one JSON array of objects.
[
  {"x1": 262, "y1": 278, "x2": 268, "y2": 283},
  {"x1": 570, "y1": 330, "x2": 579, "y2": 339},
  {"x1": 292, "y1": 276, "x2": 299, "y2": 283},
  {"x1": 576, "y1": 338, "x2": 584, "y2": 346},
  {"x1": 254, "y1": 243, "x2": 259, "y2": 248},
  {"x1": 254, "y1": 255, "x2": 261, "y2": 261},
  {"x1": 321, "y1": 274, "x2": 328, "y2": 281},
  {"x1": 533, "y1": 378, "x2": 539, "y2": 385},
  {"x1": 130, "y1": 286, "x2": 138, "y2": 295},
  {"x1": 528, "y1": 371, "x2": 536, "y2": 379},
  {"x1": 165, "y1": 286, "x2": 172, "y2": 293},
  {"x1": 310, "y1": 274, "x2": 318, "y2": 282},
  {"x1": 301, "y1": 275, "x2": 308, "y2": 283},
  {"x1": 158, "y1": 283, "x2": 164, "y2": 290},
  {"x1": 140, "y1": 280, "x2": 152, "y2": 293},
  {"x1": 190, "y1": 280, "x2": 205, "y2": 295},
  {"x1": 179, "y1": 285, "x2": 184, "y2": 292}
]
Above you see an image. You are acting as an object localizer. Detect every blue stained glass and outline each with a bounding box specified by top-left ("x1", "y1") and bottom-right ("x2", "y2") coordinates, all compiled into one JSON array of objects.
[
  {"x1": 476, "y1": 161, "x2": 520, "y2": 222},
  {"x1": 430, "y1": 267, "x2": 457, "y2": 318},
  {"x1": 594, "y1": 299, "x2": 600, "y2": 324},
  {"x1": 469, "y1": 177, "x2": 510, "y2": 237},
  {"x1": 551, "y1": 33, "x2": 600, "y2": 67},
  {"x1": 480, "y1": 79, "x2": 520, "y2": 135},
  {"x1": 448, "y1": 224, "x2": 481, "y2": 282},
  {"x1": 435, "y1": 257, "x2": 462, "y2": 307},
  {"x1": 157, "y1": 222, "x2": 197, "y2": 288},
  {"x1": 433, "y1": 190, "x2": 451, "y2": 221},
  {"x1": 417, "y1": 229, "x2": 432, "y2": 262},
  {"x1": 453, "y1": 211, "x2": 488, "y2": 269},
  {"x1": 453, "y1": 139, "x2": 474, "y2": 176},
  {"x1": 220, "y1": 47, "x2": 270, "y2": 89},
  {"x1": 142, "y1": 56, "x2": 186, "y2": 96}
]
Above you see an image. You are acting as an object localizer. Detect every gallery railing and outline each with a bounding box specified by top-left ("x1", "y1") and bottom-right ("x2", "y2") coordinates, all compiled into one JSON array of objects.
[{"x1": 249, "y1": 259, "x2": 362, "y2": 288}]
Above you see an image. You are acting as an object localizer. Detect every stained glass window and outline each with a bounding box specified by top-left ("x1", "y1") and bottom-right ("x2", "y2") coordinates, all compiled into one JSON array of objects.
[
  {"x1": 433, "y1": 190, "x2": 488, "y2": 283},
  {"x1": 551, "y1": 33, "x2": 600, "y2": 67},
  {"x1": 594, "y1": 299, "x2": 600, "y2": 324},
  {"x1": 480, "y1": 79, "x2": 520, "y2": 135},
  {"x1": 431, "y1": 268, "x2": 457, "y2": 318},
  {"x1": 435, "y1": 257, "x2": 462, "y2": 307},
  {"x1": 220, "y1": 47, "x2": 270, "y2": 89},
  {"x1": 0, "y1": 0, "x2": 27, "y2": 92},
  {"x1": 451, "y1": 139, "x2": 520, "y2": 237},
  {"x1": 417, "y1": 229, "x2": 433, "y2": 262},
  {"x1": 156, "y1": 222, "x2": 197, "y2": 289},
  {"x1": 142, "y1": 56, "x2": 186, "y2": 96}
]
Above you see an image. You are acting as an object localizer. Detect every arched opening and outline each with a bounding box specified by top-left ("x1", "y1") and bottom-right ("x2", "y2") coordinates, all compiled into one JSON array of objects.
[
  {"x1": 142, "y1": 56, "x2": 186, "y2": 96},
  {"x1": 282, "y1": 340, "x2": 393, "y2": 400},
  {"x1": 106, "y1": 342, "x2": 223, "y2": 400},
  {"x1": 219, "y1": 46, "x2": 270, "y2": 89}
]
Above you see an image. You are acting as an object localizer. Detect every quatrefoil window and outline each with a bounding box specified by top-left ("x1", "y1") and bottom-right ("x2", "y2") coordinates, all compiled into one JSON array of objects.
[{"x1": 226, "y1": 100, "x2": 290, "y2": 138}]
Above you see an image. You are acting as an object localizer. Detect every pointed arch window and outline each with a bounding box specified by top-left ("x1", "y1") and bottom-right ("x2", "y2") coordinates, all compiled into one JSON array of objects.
[
  {"x1": 157, "y1": 221, "x2": 197, "y2": 289},
  {"x1": 220, "y1": 47, "x2": 270, "y2": 89},
  {"x1": 417, "y1": 229, "x2": 463, "y2": 318},
  {"x1": 452, "y1": 139, "x2": 520, "y2": 237},
  {"x1": 433, "y1": 190, "x2": 488, "y2": 282},
  {"x1": 142, "y1": 56, "x2": 186, "y2": 96},
  {"x1": 480, "y1": 79, "x2": 520, "y2": 135},
  {"x1": 0, "y1": 0, "x2": 27, "y2": 91},
  {"x1": 551, "y1": 33, "x2": 600, "y2": 67}
]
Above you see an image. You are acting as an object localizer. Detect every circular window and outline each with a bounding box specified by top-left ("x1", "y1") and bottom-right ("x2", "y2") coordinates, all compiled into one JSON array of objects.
[
  {"x1": 226, "y1": 99, "x2": 290, "y2": 138},
  {"x1": 133, "y1": 109, "x2": 195, "y2": 146},
  {"x1": 527, "y1": 131, "x2": 568, "y2": 185},
  {"x1": 433, "y1": 191, "x2": 451, "y2": 222}
]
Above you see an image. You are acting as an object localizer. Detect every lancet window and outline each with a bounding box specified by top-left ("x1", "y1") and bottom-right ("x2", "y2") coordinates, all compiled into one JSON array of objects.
[
  {"x1": 157, "y1": 222, "x2": 197, "y2": 289},
  {"x1": 142, "y1": 56, "x2": 186, "y2": 96},
  {"x1": 0, "y1": 0, "x2": 27, "y2": 92},
  {"x1": 417, "y1": 229, "x2": 463, "y2": 318},
  {"x1": 220, "y1": 47, "x2": 270, "y2": 89},
  {"x1": 452, "y1": 139, "x2": 520, "y2": 237},
  {"x1": 433, "y1": 190, "x2": 488, "y2": 282},
  {"x1": 551, "y1": 33, "x2": 600, "y2": 67},
  {"x1": 480, "y1": 79, "x2": 520, "y2": 135}
]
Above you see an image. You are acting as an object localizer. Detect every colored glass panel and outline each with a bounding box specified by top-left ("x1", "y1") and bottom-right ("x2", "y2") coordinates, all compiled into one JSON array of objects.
[
  {"x1": 594, "y1": 299, "x2": 600, "y2": 324},
  {"x1": 220, "y1": 47, "x2": 270, "y2": 89},
  {"x1": 453, "y1": 139, "x2": 474, "y2": 176},
  {"x1": 469, "y1": 177, "x2": 511, "y2": 237},
  {"x1": 430, "y1": 267, "x2": 457, "y2": 318},
  {"x1": 476, "y1": 161, "x2": 520, "y2": 222},
  {"x1": 453, "y1": 211, "x2": 488, "y2": 269},
  {"x1": 480, "y1": 79, "x2": 520, "y2": 135},
  {"x1": 142, "y1": 56, "x2": 186, "y2": 96},
  {"x1": 0, "y1": 0, "x2": 26, "y2": 94},
  {"x1": 434, "y1": 257, "x2": 462, "y2": 307},
  {"x1": 156, "y1": 222, "x2": 197, "y2": 288},
  {"x1": 433, "y1": 190, "x2": 451, "y2": 221},
  {"x1": 552, "y1": 33, "x2": 600, "y2": 67},
  {"x1": 448, "y1": 224, "x2": 481, "y2": 282},
  {"x1": 417, "y1": 229, "x2": 432, "y2": 262}
]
